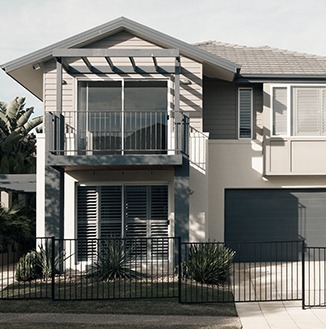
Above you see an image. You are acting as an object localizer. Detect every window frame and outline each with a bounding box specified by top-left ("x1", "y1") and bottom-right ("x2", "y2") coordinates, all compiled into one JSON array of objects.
[
  {"x1": 238, "y1": 87, "x2": 253, "y2": 139},
  {"x1": 271, "y1": 84, "x2": 326, "y2": 137},
  {"x1": 75, "y1": 77, "x2": 172, "y2": 153},
  {"x1": 76, "y1": 181, "x2": 171, "y2": 241}
]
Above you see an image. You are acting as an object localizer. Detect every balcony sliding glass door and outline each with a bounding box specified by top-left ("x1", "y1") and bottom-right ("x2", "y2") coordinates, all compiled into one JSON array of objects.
[{"x1": 78, "y1": 80, "x2": 168, "y2": 154}]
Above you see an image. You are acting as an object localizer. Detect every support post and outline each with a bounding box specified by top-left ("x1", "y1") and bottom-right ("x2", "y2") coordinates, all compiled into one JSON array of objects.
[{"x1": 174, "y1": 156, "x2": 189, "y2": 241}]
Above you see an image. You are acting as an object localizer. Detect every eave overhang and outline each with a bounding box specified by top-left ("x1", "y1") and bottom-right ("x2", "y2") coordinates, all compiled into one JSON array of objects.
[
  {"x1": 236, "y1": 74, "x2": 326, "y2": 84},
  {"x1": 1, "y1": 17, "x2": 239, "y2": 100}
]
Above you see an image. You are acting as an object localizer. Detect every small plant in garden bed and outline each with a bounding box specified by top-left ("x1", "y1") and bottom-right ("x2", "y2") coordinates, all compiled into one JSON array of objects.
[
  {"x1": 15, "y1": 244, "x2": 66, "y2": 281},
  {"x1": 86, "y1": 239, "x2": 143, "y2": 281},
  {"x1": 183, "y1": 242, "x2": 235, "y2": 285}
]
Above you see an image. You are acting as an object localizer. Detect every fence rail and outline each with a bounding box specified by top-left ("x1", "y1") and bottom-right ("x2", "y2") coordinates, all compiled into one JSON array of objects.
[{"x1": 0, "y1": 238, "x2": 324, "y2": 308}]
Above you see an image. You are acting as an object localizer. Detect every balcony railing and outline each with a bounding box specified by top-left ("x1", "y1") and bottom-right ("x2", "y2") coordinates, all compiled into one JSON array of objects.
[{"x1": 47, "y1": 111, "x2": 189, "y2": 156}]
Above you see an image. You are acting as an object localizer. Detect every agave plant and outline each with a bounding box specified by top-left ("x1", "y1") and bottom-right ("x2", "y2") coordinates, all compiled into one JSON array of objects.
[
  {"x1": 87, "y1": 239, "x2": 141, "y2": 281},
  {"x1": 0, "y1": 97, "x2": 43, "y2": 173},
  {"x1": 184, "y1": 242, "x2": 235, "y2": 285}
]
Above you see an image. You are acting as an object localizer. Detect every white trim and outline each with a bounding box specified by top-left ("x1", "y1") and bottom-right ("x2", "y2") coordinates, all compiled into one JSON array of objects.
[
  {"x1": 270, "y1": 85, "x2": 289, "y2": 137},
  {"x1": 270, "y1": 83, "x2": 326, "y2": 138},
  {"x1": 238, "y1": 87, "x2": 253, "y2": 139}
]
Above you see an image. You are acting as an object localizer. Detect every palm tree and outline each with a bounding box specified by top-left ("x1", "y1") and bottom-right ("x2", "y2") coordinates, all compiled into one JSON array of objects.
[
  {"x1": 0, "y1": 204, "x2": 35, "y2": 251},
  {"x1": 0, "y1": 97, "x2": 43, "y2": 173}
]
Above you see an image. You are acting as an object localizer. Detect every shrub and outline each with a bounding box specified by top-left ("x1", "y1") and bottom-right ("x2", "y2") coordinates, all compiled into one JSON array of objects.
[
  {"x1": 184, "y1": 243, "x2": 235, "y2": 285},
  {"x1": 15, "y1": 250, "x2": 41, "y2": 281},
  {"x1": 87, "y1": 239, "x2": 141, "y2": 281},
  {"x1": 16, "y1": 244, "x2": 64, "y2": 281}
]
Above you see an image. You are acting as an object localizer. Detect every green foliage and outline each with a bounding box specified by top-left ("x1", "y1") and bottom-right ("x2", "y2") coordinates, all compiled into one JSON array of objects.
[
  {"x1": 184, "y1": 243, "x2": 235, "y2": 285},
  {"x1": 0, "y1": 204, "x2": 35, "y2": 251},
  {"x1": 15, "y1": 250, "x2": 41, "y2": 281},
  {"x1": 0, "y1": 97, "x2": 43, "y2": 174},
  {"x1": 15, "y1": 244, "x2": 65, "y2": 281},
  {"x1": 87, "y1": 240, "x2": 141, "y2": 281}
]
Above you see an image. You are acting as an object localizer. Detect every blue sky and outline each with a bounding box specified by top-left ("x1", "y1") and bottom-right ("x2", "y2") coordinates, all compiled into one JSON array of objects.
[{"x1": 1, "y1": 0, "x2": 326, "y2": 115}]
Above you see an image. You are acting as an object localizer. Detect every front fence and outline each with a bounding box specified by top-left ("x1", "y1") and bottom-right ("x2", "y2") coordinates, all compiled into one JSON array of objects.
[
  {"x1": 0, "y1": 238, "x2": 323, "y2": 307},
  {"x1": 179, "y1": 240, "x2": 304, "y2": 303},
  {"x1": 0, "y1": 237, "x2": 180, "y2": 301}
]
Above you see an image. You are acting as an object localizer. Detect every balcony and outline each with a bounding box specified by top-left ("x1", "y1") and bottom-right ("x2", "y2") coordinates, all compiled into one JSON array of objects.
[
  {"x1": 46, "y1": 111, "x2": 190, "y2": 168},
  {"x1": 264, "y1": 136, "x2": 326, "y2": 175}
]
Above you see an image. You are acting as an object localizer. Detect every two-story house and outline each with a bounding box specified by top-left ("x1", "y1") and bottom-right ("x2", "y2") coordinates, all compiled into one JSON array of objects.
[{"x1": 2, "y1": 17, "x2": 326, "y2": 262}]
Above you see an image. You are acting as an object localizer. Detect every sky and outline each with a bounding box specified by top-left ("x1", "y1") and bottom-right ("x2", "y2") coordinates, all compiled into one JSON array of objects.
[{"x1": 1, "y1": 0, "x2": 326, "y2": 116}]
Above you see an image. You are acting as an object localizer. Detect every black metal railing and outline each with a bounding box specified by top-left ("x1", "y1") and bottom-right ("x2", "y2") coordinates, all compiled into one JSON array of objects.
[{"x1": 47, "y1": 111, "x2": 190, "y2": 156}]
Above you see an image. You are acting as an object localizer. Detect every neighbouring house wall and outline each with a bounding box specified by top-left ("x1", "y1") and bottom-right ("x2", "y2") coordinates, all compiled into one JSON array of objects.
[{"x1": 0, "y1": 191, "x2": 11, "y2": 209}]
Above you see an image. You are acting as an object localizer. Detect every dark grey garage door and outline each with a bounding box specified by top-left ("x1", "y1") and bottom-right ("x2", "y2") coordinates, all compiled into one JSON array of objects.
[{"x1": 225, "y1": 189, "x2": 326, "y2": 247}]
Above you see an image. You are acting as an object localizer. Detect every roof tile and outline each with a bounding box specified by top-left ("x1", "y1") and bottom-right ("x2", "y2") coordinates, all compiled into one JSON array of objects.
[{"x1": 195, "y1": 41, "x2": 326, "y2": 76}]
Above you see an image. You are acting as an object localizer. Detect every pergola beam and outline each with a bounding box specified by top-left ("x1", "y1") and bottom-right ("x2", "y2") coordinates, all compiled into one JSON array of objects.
[
  {"x1": 81, "y1": 57, "x2": 93, "y2": 71},
  {"x1": 53, "y1": 48, "x2": 179, "y2": 58}
]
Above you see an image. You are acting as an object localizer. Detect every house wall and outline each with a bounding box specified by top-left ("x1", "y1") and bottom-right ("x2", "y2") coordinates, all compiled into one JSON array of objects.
[
  {"x1": 206, "y1": 81, "x2": 326, "y2": 241},
  {"x1": 39, "y1": 30, "x2": 207, "y2": 241},
  {"x1": 203, "y1": 78, "x2": 263, "y2": 139},
  {"x1": 207, "y1": 139, "x2": 326, "y2": 241}
]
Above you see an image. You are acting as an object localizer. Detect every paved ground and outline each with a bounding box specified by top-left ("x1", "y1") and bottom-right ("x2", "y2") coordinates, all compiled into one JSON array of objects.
[
  {"x1": 0, "y1": 312, "x2": 241, "y2": 328},
  {"x1": 236, "y1": 301, "x2": 326, "y2": 329}
]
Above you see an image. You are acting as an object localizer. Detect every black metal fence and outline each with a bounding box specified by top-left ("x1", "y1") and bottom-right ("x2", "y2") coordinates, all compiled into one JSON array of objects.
[
  {"x1": 303, "y1": 246, "x2": 326, "y2": 308},
  {"x1": 179, "y1": 240, "x2": 304, "y2": 303},
  {"x1": 0, "y1": 238, "x2": 323, "y2": 308},
  {"x1": 0, "y1": 237, "x2": 180, "y2": 300}
]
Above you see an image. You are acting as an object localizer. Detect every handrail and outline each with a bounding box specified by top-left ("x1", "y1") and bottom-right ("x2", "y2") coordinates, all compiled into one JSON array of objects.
[{"x1": 47, "y1": 111, "x2": 190, "y2": 156}]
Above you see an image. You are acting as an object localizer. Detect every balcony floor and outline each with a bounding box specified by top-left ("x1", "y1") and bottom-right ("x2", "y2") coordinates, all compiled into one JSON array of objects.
[{"x1": 47, "y1": 153, "x2": 184, "y2": 170}]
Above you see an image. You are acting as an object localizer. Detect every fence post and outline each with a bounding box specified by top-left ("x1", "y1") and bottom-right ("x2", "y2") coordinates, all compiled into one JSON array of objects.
[
  {"x1": 302, "y1": 240, "x2": 305, "y2": 309},
  {"x1": 178, "y1": 237, "x2": 182, "y2": 303},
  {"x1": 51, "y1": 236, "x2": 55, "y2": 301}
]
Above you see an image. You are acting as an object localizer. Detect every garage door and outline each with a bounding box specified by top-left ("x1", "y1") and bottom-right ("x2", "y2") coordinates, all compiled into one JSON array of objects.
[{"x1": 225, "y1": 189, "x2": 326, "y2": 247}]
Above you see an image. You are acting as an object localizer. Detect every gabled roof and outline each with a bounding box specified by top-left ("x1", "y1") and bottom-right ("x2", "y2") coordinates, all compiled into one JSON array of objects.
[
  {"x1": 196, "y1": 41, "x2": 326, "y2": 79},
  {"x1": 1, "y1": 17, "x2": 239, "y2": 99}
]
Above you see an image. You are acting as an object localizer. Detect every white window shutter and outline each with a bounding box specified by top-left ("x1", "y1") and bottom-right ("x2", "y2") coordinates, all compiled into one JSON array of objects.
[{"x1": 294, "y1": 88, "x2": 320, "y2": 136}]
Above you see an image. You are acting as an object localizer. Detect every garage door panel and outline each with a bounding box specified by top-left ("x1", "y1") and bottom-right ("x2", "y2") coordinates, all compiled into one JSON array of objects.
[{"x1": 225, "y1": 189, "x2": 326, "y2": 248}]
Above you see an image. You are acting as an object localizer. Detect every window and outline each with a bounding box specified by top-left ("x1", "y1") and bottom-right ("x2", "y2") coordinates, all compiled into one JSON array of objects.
[
  {"x1": 77, "y1": 80, "x2": 168, "y2": 153},
  {"x1": 77, "y1": 185, "x2": 169, "y2": 261},
  {"x1": 272, "y1": 85, "x2": 326, "y2": 136},
  {"x1": 238, "y1": 88, "x2": 252, "y2": 138}
]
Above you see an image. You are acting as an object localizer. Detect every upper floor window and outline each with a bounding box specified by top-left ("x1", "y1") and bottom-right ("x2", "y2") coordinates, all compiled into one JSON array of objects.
[
  {"x1": 77, "y1": 80, "x2": 168, "y2": 153},
  {"x1": 238, "y1": 88, "x2": 252, "y2": 139},
  {"x1": 272, "y1": 85, "x2": 326, "y2": 136}
]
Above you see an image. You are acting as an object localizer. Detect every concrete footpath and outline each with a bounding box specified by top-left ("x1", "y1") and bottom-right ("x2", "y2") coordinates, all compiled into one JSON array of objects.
[
  {"x1": 236, "y1": 301, "x2": 326, "y2": 329},
  {"x1": 0, "y1": 312, "x2": 242, "y2": 328}
]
